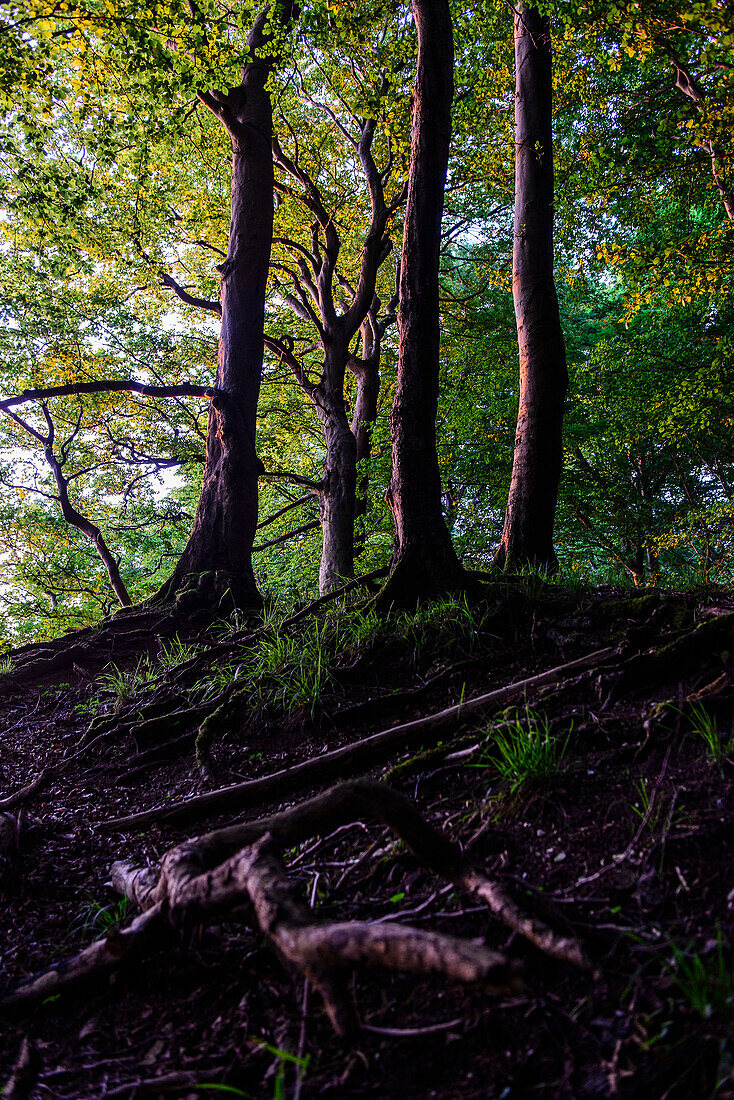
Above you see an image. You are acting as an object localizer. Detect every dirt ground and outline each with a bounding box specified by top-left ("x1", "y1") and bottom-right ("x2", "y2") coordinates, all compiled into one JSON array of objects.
[{"x1": 1, "y1": 582, "x2": 733, "y2": 1099}]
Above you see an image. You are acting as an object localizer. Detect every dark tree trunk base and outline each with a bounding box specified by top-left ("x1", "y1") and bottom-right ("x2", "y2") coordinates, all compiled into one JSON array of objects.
[
  {"x1": 376, "y1": 545, "x2": 468, "y2": 609},
  {"x1": 149, "y1": 569, "x2": 263, "y2": 616}
]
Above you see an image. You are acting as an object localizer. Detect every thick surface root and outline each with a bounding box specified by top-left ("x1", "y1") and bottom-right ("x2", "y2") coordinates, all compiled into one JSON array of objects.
[
  {"x1": 2, "y1": 780, "x2": 587, "y2": 1030},
  {"x1": 99, "y1": 645, "x2": 620, "y2": 832}
]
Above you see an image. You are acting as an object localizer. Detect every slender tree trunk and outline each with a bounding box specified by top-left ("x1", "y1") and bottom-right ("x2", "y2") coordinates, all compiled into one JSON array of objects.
[
  {"x1": 381, "y1": 0, "x2": 464, "y2": 604},
  {"x1": 495, "y1": 6, "x2": 568, "y2": 572},
  {"x1": 316, "y1": 322, "x2": 383, "y2": 592},
  {"x1": 161, "y1": 6, "x2": 292, "y2": 610},
  {"x1": 315, "y1": 352, "x2": 358, "y2": 593},
  {"x1": 270, "y1": 120, "x2": 397, "y2": 597},
  {"x1": 349, "y1": 317, "x2": 381, "y2": 555}
]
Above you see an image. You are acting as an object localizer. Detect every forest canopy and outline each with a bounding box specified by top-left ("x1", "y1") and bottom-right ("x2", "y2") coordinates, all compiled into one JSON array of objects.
[{"x1": 0, "y1": 0, "x2": 732, "y2": 645}]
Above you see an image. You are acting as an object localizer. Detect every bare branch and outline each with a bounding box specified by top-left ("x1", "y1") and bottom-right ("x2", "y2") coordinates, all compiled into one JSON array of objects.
[
  {"x1": 1, "y1": 381, "x2": 219, "y2": 412},
  {"x1": 161, "y1": 272, "x2": 222, "y2": 315},
  {"x1": 260, "y1": 468, "x2": 323, "y2": 494},
  {"x1": 252, "y1": 519, "x2": 320, "y2": 552},
  {"x1": 189, "y1": 238, "x2": 227, "y2": 258},
  {"x1": 256, "y1": 492, "x2": 313, "y2": 530},
  {"x1": 263, "y1": 335, "x2": 318, "y2": 397}
]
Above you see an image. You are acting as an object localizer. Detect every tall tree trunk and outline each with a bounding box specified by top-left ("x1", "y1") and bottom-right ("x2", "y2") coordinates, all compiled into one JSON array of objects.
[
  {"x1": 381, "y1": 0, "x2": 464, "y2": 605},
  {"x1": 270, "y1": 121, "x2": 398, "y2": 597},
  {"x1": 160, "y1": 5, "x2": 292, "y2": 610},
  {"x1": 349, "y1": 313, "x2": 382, "y2": 557},
  {"x1": 317, "y1": 417, "x2": 358, "y2": 594},
  {"x1": 315, "y1": 343, "x2": 358, "y2": 593},
  {"x1": 495, "y1": 6, "x2": 568, "y2": 572}
]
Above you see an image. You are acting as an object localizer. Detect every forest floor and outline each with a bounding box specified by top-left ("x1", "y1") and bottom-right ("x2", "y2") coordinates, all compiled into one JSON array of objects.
[{"x1": 0, "y1": 578, "x2": 733, "y2": 1100}]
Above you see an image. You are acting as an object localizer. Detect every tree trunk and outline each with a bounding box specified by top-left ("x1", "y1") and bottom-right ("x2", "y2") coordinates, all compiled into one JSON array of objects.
[
  {"x1": 381, "y1": 0, "x2": 464, "y2": 605},
  {"x1": 349, "y1": 316, "x2": 381, "y2": 556},
  {"x1": 160, "y1": 6, "x2": 292, "y2": 611},
  {"x1": 495, "y1": 6, "x2": 568, "y2": 573},
  {"x1": 316, "y1": 368, "x2": 358, "y2": 594}
]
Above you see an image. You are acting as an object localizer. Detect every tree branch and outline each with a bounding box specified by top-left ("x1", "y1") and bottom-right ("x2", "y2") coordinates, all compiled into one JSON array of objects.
[
  {"x1": 260, "y1": 468, "x2": 323, "y2": 494},
  {"x1": 161, "y1": 272, "x2": 222, "y2": 315},
  {"x1": 252, "y1": 519, "x2": 320, "y2": 552},
  {"x1": 0, "y1": 381, "x2": 219, "y2": 412},
  {"x1": 264, "y1": 335, "x2": 317, "y2": 397},
  {"x1": 256, "y1": 492, "x2": 313, "y2": 530}
]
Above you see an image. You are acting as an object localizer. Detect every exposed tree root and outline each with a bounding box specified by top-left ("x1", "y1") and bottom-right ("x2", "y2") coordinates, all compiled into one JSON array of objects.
[
  {"x1": 0, "y1": 773, "x2": 46, "y2": 812},
  {"x1": 613, "y1": 612, "x2": 734, "y2": 695},
  {"x1": 65, "y1": 568, "x2": 392, "y2": 760},
  {"x1": 2, "y1": 780, "x2": 588, "y2": 1031},
  {"x1": 0, "y1": 607, "x2": 175, "y2": 690},
  {"x1": 100, "y1": 645, "x2": 619, "y2": 832},
  {"x1": 1, "y1": 1037, "x2": 39, "y2": 1100},
  {"x1": 163, "y1": 565, "x2": 389, "y2": 688},
  {"x1": 0, "y1": 570, "x2": 386, "y2": 703}
]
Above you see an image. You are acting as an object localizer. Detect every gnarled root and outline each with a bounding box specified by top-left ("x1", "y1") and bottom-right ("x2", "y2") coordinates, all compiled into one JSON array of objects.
[{"x1": 3, "y1": 780, "x2": 588, "y2": 1030}]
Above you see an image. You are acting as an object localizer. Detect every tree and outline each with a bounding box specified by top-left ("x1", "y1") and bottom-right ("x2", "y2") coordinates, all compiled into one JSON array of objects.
[
  {"x1": 268, "y1": 116, "x2": 401, "y2": 593},
  {"x1": 557, "y1": 297, "x2": 734, "y2": 585},
  {"x1": 156, "y1": 2, "x2": 297, "y2": 610},
  {"x1": 495, "y1": 5, "x2": 568, "y2": 571},
  {"x1": 380, "y1": 0, "x2": 465, "y2": 604},
  {"x1": 161, "y1": 37, "x2": 407, "y2": 597},
  {"x1": 0, "y1": 382, "x2": 211, "y2": 607},
  {"x1": 0, "y1": 0, "x2": 300, "y2": 614},
  {"x1": 0, "y1": 241, "x2": 213, "y2": 637}
]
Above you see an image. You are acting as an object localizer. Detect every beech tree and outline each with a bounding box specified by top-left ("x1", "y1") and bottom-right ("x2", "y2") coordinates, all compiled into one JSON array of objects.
[
  {"x1": 380, "y1": 0, "x2": 466, "y2": 604},
  {"x1": 154, "y1": 2, "x2": 297, "y2": 610},
  {"x1": 267, "y1": 119, "x2": 401, "y2": 595},
  {"x1": 160, "y1": 28, "x2": 408, "y2": 596},
  {"x1": 495, "y1": 5, "x2": 568, "y2": 571},
  {"x1": 0, "y1": 0, "x2": 299, "y2": 613},
  {"x1": 2, "y1": 0, "x2": 732, "y2": 642}
]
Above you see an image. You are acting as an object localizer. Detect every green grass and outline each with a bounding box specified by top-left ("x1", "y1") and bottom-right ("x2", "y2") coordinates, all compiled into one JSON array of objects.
[
  {"x1": 227, "y1": 593, "x2": 497, "y2": 720},
  {"x1": 237, "y1": 619, "x2": 336, "y2": 718},
  {"x1": 94, "y1": 657, "x2": 153, "y2": 707},
  {"x1": 515, "y1": 563, "x2": 553, "y2": 604},
  {"x1": 158, "y1": 636, "x2": 200, "y2": 669},
  {"x1": 480, "y1": 707, "x2": 570, "y2": 793},
  {"x1": 68, "y1": 896, "x2": 133, "y2": 942},
  {"x1": 689, "y1": 702, "x2": 731, "y2": 767},
  {"x1": 667, "y1": 928, "x2": 733, "y2": 1022}
]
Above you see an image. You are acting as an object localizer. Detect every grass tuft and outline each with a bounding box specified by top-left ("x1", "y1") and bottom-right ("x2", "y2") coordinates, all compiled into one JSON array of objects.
[
  {"x1": 482, "y1": 707, "x2": 570, "y2": 793},
  {"x1": 667, "y1": 927, "x2": 734, "y2": 1022}
]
